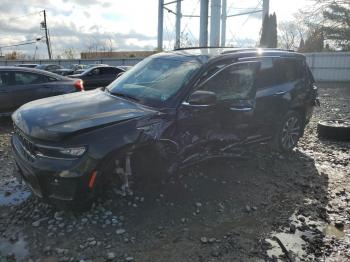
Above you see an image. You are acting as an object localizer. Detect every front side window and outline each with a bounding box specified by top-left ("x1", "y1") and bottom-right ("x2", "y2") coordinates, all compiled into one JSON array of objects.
[
  {"x1": 107, "y1": 56, "x2": 201, "y2": 107},
  {"x1": 198, "y1": 62, "x2": 259, "y2": 100}
]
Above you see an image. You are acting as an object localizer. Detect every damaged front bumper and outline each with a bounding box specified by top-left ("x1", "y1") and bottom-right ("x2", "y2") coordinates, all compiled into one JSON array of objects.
[{"x1": 11, "y1": 134, "x2": 98, "y2": 201}]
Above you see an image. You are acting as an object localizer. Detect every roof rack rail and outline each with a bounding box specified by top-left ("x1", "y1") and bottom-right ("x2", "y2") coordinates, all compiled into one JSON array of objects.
[
  {"x1": 173, "y1": 46, "x2": 236, "y2": 51},
  {"x1": 221, "y1": 48, "x2": 296, "y2": 54}
]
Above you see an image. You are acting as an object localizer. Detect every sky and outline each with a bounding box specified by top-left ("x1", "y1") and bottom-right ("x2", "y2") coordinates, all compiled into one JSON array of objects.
[{"x1": 0, "y1": 0, "x2": 311, "y2": 59}]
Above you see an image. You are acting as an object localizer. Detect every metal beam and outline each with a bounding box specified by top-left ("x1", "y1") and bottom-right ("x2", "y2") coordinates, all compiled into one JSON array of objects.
[
  {"x1": 227, "y1": 9, "x2": 262, "y2": 18},
  {"x1": 262, "y1": 0, "x2": 269, "y2": 22},
  {"x1": 210, "y1": 0, "x2": 221, "y2": 47},
  {"x1": 175, "y1": 0, "x2": 182, "y2": 49},
  {"x1": 199, "y1": 0, "x2": 208, "y2": 47},
  {"x1": 157, "y1": 0, "x2": 164, "y2": 51},
  {"x1": 221, "y1": 0, "x2": 227, "y2": 47}
]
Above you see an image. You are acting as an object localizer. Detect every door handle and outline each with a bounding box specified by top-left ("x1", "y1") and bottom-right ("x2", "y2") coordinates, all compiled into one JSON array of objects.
[
  {"x1": 274, "y1": 91, "x2": 287, "y2": 95},
  {"x1": 229, "y1": 107, "x2": 253, "y2": 112}
]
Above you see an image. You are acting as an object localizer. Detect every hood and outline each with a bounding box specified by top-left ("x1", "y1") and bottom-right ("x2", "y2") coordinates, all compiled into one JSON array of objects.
[{"x1": 12, "y1": 89, "x2": 158, "y2": 141}]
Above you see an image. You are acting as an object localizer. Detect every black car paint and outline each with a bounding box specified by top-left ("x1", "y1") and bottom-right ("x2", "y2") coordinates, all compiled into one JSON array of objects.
[
  {"x1": 11, "y1": 48, "x2": 317, "y2": 202},
  {"x1": 69, "y1": 66, "x2": 125, "y2": 90},
  {"x1": 0, "y1": 67, "x2": 81, "y2": 115}
]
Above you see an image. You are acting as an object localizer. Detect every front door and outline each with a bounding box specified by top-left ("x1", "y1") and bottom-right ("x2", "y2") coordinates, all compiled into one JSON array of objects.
[{"x1": 176, "y1": 61, "x2": 260, "y2": 165}]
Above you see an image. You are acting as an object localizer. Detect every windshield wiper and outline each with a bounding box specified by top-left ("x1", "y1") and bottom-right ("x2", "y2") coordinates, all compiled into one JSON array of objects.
[{"x1": 110, "y1": 92, "x2": 140, "y2": 102}]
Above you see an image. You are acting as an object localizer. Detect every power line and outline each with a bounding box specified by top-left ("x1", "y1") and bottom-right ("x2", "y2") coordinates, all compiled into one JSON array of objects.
[
  {"x1": 3, "y1": 11, "x2": 41, "y2": 22},
  {"x1": 0, "y1": 37, "x2": 44, "y2": 49}
]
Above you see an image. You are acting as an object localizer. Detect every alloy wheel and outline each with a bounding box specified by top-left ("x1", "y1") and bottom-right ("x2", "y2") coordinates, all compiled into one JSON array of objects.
[{"x1": 281, "y1": 116, "x2": 301, "y2": 150}]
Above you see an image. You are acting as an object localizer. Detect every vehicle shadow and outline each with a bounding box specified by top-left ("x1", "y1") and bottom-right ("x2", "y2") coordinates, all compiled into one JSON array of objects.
[{"x1": 104, "y1": 148, "x2": 330, "y2": 261}]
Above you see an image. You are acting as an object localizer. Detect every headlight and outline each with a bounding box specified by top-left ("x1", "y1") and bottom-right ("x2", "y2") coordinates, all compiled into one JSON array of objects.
[
  {"x1": 35, "y1": 145, "x2": 87, "y2": 159},
  {"x1": 59, "y1": 147, "x2": 86, "y2": 157}
]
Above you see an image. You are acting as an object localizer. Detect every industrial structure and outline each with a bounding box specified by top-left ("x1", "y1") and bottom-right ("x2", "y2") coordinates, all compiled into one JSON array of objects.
[{"x1": 157, "y1": 0, "x2": 270, "y2": 50}]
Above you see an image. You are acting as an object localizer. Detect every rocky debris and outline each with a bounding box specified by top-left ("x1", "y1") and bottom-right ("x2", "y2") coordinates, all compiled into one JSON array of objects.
[
  {"x1": 200, "y1": 237, "x2": 208, "y2": 244},
  {"x1": 106, "y1": 252, "x2": 116, "y2": 260},
  {"x1": 116, "y1": 228, "x2": 126, "y2": 235},
  {"x1": 0, "y1": 86, "x2": 349, "y2": 261}
]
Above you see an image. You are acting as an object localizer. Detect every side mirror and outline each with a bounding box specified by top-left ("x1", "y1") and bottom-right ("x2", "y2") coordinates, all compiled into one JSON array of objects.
[{"x1": 187, "y1": 90, "x2": 217, "y2": 106}]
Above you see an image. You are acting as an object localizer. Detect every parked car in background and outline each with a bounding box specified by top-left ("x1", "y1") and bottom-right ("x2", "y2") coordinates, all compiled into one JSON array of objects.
[
  {"x1": 55, "y1": 64, "x2": 86, "y2": 76},
  {"x1": 73, "y1": 64, "x2": 109, "y2": 74},
  {"x1": 0, "y1": 67, "x2": 84, "y2": 116},
  {"x1": 69, "y1": 65, "x2": 125, "y2": 90},
  {"x1": 15, "y1": 64, "x2": 40, "y2": 68},
  {"x1": 35, "y1": 64, "x2": 64, "y2": 74},
  {"x1": 117, "y1": 65, "x2": 132, "y2": 71},
  {"x1": 11, "y1": 48, "x2": 318, "y2": 205}
]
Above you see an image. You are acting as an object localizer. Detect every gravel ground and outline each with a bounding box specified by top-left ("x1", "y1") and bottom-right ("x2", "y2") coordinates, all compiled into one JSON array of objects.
[{"x1": 0, "y1": 83, "x2": 349, "y2": 262}]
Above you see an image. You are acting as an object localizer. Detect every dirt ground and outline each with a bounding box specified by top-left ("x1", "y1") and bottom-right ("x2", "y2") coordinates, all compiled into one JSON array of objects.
[{"x1": 0, "y1": 83, "x2": 349, "y2": 262}]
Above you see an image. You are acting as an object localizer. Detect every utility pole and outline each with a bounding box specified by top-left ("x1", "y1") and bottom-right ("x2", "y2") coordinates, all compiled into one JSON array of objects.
[
  {"x1": 262, "y1": 0, "x2": 270, "y2": 25},
  {"x1": 199, "y1": 0, "x2": 209, "y2": 47},
  {"x1": 43, "y1": 10, "x2": 52, "y2": 59},
  {"x1": 210, "y1": 0, "x2": 221, "y2": 47},
  {"x1": 221, "y1": 0, "x2": 227, "y2": 47},
  {"x1": 157, "y1": 0, "x2": 164, "y2": 51},
  {"x1": 174, "y1": 0, "x2": 182, "y2": 49}
]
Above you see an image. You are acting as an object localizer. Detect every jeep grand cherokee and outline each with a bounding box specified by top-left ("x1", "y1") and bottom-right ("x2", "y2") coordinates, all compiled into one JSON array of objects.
[{"x1": 11, "y1": 48, "x2": 318, "y2": 204}]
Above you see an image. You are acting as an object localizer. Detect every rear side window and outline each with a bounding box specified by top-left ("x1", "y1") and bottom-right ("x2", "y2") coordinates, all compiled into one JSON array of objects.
[
  {"x1": 275, "y1": 58, "x2": 304, "y2": 83},
  {"x1": 14, "y1": 72, "x2": 50, "y2": 85},
  {"x1": 0, "y1": 71, "x2": 14, "y2": 86},
  {"x1": 256, "y1": 58, "x2": 305, "y2": 89}
]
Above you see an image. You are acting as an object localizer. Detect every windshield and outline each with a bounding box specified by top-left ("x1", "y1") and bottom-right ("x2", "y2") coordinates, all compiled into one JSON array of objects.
[{"x1": 107, "y1": 56, "x2": 201, "y2": 107}]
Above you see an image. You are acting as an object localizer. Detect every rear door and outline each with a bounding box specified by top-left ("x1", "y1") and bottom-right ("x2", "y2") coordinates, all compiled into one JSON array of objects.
[
  {"x1": 254, "y1": 57, "x2": 306, "y2": 136},
  {"x1": 0, "y1": 71, "x2": 15, "y2": 113},
  {"x1": 12, "y1": 71, "x2": 53, "y2": 107}
]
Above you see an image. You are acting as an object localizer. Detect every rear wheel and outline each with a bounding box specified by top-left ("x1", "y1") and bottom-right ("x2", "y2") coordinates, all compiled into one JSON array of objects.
[{"x1": 271, "y1": 111, "x2": 304, "y2": 152}]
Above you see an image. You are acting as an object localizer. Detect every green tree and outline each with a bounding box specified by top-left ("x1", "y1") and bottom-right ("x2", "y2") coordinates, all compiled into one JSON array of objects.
[
  {"x1": 299, "y1": 28, "x2": 324, "y2": 52},
  {"x1": 260, "y1": 13, "x2": 278, "y2": 48},
  {"x1": 322, "y1": 2, "x2": 350, "y2": 50}
]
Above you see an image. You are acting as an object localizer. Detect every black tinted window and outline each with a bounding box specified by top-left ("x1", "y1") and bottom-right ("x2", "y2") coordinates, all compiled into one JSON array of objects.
[
  {"x1": 256, "y1": 58, "x2": 305, "y2": 89},
  {"x1": 90, "y1": 68, "x2": 101, "y2": 75},
  {"x1": 100, "y1": 67, "x2": 121, "y2": 74},
  {"x1": 256, "y1": 58, "x2": 277, "y2": 89},
  {"x1": 14, "y1": 72, "x2": 50, "y2": 85},
  {"x1": 0, "y1": 71, "x2": 14, "y2": 86},
  {"x1": 275, "y1": 59, "x2": 304, "y2": 83}
]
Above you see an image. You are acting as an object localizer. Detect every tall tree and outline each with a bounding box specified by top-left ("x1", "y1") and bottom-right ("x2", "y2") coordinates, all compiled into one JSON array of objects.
[
  {"x1": 300, "y1": 0, "x2": 350, "y2": 50},
  {"x1": 322, "y1": 2, "x2": 350, "y2": 50},
  {"x1": 260, "y1": 13, "x2": 278, "y2": 48}
]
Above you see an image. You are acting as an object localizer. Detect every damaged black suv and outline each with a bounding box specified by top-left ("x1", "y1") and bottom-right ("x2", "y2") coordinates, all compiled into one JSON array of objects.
[{"x1": 11, "y1": 48, "x2": 318, "y2": 204}]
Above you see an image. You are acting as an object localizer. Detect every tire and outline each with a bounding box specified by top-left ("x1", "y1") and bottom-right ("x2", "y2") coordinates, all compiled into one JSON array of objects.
[
  {"x1": 271, "y1": 111, "x2": 304, "y2": 152},
  {"x1": 317, "y1": 119, "x2": 350, "y2": 141}
]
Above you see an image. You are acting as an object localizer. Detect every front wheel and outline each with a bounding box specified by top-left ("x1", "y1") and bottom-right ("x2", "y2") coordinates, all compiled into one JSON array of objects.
[{"x1": 271, "y1": 111, "x2": 304, "y2": 152}]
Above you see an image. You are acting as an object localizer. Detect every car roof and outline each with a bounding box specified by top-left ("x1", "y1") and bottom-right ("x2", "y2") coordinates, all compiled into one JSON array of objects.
[
  {"x1": 165, "y1": 47, "x2": 305, "y2": 63},
  {"x1": 0, "y1": 66, "x2": 65, "y2": 79}
]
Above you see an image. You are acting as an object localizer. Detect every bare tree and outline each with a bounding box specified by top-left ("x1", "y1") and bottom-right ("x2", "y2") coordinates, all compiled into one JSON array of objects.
[
  {"x1": 278, "y1": 21, "x2": 302, "y2": 50},
  {"x1": 61, "y1": 48, "x2": 76, "y2": 59}
]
